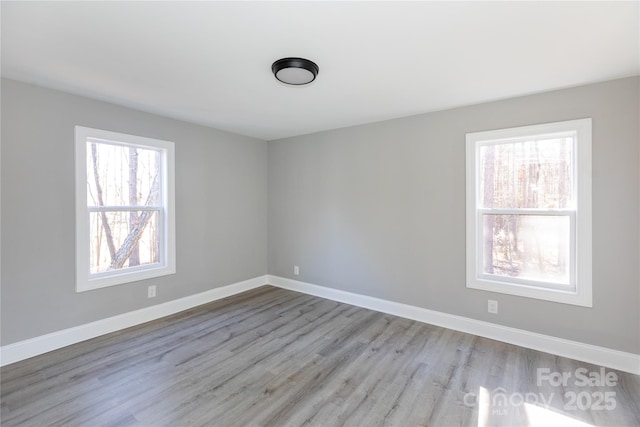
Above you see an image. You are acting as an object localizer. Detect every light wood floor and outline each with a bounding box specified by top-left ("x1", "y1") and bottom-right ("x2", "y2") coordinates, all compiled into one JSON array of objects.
[{"x1": 2, "y1": 286, "x2": 639, "y2": 426}]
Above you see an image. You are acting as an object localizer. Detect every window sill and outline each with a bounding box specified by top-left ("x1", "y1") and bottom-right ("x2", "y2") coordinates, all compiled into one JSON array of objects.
[
  {"x1": 76, "y1": 265, "x2": 176, "y2": 292},
  {"x1": 467, "y1": 277, "x2": 592, "y2": 307}
]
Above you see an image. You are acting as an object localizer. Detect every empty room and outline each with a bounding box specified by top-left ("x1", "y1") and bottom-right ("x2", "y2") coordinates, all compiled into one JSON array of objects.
[{"x1": 1, "y1": 1, "x2": 639, "y2": 426}]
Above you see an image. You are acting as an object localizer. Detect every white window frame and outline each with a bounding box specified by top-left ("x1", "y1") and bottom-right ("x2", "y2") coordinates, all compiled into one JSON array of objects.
[
  {"x1": 75, "y1": 126, "x2": 176, "y2": 292},
  {"x1": 466, "y1": 119, "x2": 592, "y2": 307}
]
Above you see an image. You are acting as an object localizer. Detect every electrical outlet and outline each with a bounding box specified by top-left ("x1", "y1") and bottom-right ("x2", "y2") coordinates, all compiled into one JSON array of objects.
[
  {"x1": 294, "y1": 265, "x2": 299, "y2": 276},
  {"x1": 488, "y1": 300, "x2": 498, "y2": 314},
  {"x1": 148, "y1": 285, "x2": 157, "y2": 298}
]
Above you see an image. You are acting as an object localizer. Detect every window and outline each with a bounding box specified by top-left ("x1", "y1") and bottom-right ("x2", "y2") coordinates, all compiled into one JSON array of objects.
[
  {"x1": 466, "y1": 119, "x2": 592, "y2": 306},
  {"x1": 75, "y1": 126, "x2": 175, "y2": 292}
]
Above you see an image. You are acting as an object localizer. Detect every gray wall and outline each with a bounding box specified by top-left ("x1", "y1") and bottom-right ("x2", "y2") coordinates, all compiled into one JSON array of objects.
[
  {"x1": 3, "y1": 76, "x2": 638, "y2": 354},
  {"x1": 1, "y1": 79, "x2": 268, "y2": 345},
  {"x1": 268, "y1": 76, "x2": 640, "y2": 354}
]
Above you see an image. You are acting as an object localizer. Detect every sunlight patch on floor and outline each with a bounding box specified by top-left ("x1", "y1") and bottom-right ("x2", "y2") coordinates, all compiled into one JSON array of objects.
[
  {"x1": 474, "y1": 386, "x2": 595, "y2": 427},
  {"x1": 477, "y1": 386, "x2": 490, "y2": 427},
  {"x1": 524, "y1": 402, "x2": 593, "y2": 427}
]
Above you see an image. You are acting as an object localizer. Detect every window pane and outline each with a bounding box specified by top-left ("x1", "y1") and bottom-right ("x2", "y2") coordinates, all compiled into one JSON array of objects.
[
  {"x1": 483, "y1": 214, "x2": 570, "y2": 285},
  {"x1": 480, "y1": 137, "x2": 573, "y2": 209},
  {"x1": 89, "y1": 211, "x2": 160, "y2": 274},
  {"x1": 86, "y1": 141, "x2": 160, "y2": 207}
]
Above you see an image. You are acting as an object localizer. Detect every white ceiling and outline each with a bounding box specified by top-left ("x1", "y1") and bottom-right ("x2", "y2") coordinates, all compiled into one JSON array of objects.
[{"x1": 2, "y1": 1, "x2": 638, "y2": 141}]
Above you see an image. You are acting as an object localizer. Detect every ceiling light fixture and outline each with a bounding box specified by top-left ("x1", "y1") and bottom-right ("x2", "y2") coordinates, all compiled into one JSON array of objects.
[{"x1": 272, "y1": 57, "x2": 319, "y2": 86}]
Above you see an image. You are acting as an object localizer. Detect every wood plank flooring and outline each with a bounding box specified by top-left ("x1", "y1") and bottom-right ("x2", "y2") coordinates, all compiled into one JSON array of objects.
[{"x1": 2, "y1": 286, "x2": 639, "y2": 426}]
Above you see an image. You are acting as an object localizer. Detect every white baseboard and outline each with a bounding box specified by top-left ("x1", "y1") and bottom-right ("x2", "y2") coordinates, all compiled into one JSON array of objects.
[
  {"x1": 267, "y1": 275, "x2": 640, "y2": 375},
  {"x1": 4, "y1": 274, "x2": 638, "y2": 375},
  {"x1": 0, "y1": 275, "x2": 268, "y2": 366}
]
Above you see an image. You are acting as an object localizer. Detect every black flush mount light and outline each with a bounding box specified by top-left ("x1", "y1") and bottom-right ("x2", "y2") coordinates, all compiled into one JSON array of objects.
[{"x1": 272, "y1": 57, "x2": 319, "y2": 85}]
